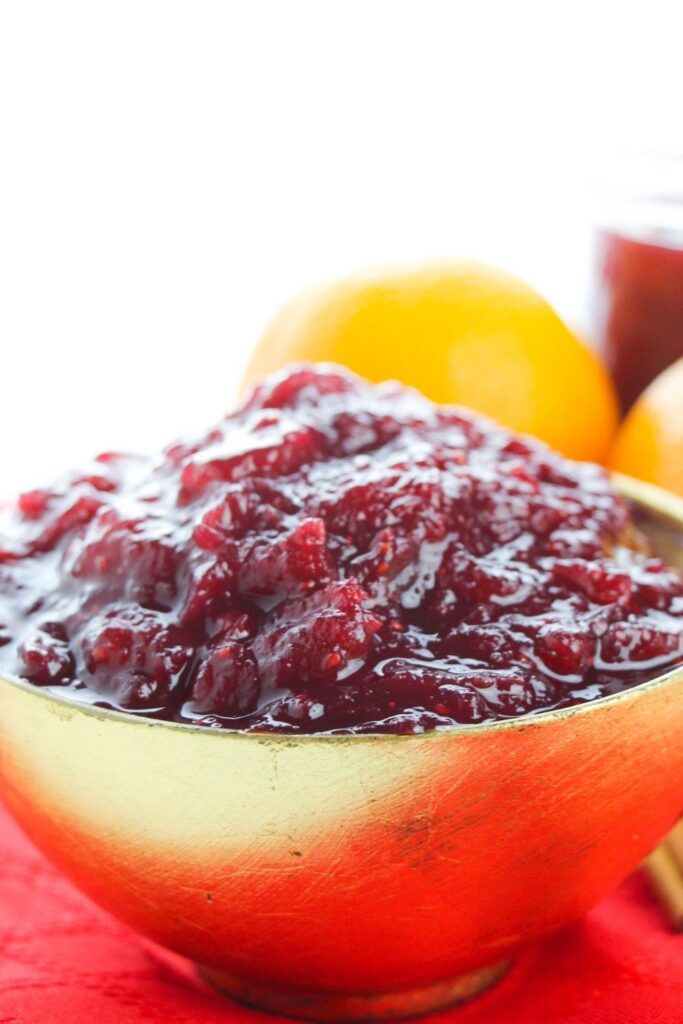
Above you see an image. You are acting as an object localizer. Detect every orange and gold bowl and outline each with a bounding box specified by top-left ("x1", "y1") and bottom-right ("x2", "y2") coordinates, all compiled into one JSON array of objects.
[{"x1": 0, "y1": 475, "x2": 682, "y2": 1022}]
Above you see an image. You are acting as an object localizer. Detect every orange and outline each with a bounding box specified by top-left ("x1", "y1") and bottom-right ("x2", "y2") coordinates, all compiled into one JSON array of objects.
[
  {"x1": 245, "y1": 261, "x2": 618, "y2": 463},
  {"x1": 609, "y1": 358, "x2": 683, "y2": 496}
]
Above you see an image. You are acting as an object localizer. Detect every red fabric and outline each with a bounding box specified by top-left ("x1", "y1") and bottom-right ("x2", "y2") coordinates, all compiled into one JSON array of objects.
[{"x1": 0, "y1": 802, "x2": 681, "y2": 1024}]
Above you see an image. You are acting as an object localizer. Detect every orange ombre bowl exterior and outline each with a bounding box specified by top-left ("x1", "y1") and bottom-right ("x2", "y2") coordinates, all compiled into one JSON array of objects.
[{"x1": 0, "y1": 475, "x2": 682, "y2": 1020}]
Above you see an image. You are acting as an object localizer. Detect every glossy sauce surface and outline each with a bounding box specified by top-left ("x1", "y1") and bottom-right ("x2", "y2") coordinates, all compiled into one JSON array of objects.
[{"x1": 1, "y1": 366, "x2": 682, "y2": 733}]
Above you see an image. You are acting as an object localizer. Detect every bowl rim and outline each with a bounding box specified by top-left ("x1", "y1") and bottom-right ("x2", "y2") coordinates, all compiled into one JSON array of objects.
[
  {"x1": 0, "y1": 473, "x2": 681, "y2": 745},
  {"x1": 0, "y1": 662, "x2": 681, "y2": 744}
]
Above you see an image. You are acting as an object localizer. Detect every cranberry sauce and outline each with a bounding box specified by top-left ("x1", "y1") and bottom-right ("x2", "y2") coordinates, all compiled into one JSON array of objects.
[{"x1": 0, "y1": 366, "x2": 681, "y2": 733}]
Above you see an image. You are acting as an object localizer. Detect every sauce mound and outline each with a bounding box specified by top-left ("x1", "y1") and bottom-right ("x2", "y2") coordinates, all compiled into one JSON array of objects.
[{"x1": 1, "y1": 366, "x2": 682, "y2": 733}]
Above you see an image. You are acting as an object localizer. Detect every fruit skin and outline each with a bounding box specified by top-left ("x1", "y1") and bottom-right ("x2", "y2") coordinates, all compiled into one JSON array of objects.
[
  {"x1": 244, "y1": 261, "x2": 619, "y2": 463},
  {"x1": 609, "y1": 358, "x2": 683, "y2": 497}
]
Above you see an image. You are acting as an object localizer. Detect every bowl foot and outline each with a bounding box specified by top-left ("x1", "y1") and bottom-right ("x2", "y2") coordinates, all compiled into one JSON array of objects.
[{"x1": 198, "y1": 960, "x2": 509, "y2": 1022}]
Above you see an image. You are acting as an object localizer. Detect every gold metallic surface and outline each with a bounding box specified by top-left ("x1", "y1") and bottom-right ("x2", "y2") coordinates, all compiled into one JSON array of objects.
[
  {"x1": 0, "y1": 473, "x2": 680, "y2": 1021},
  {"x1": 612, "y1": 472, "x2": 683, "y2": 525},
  {"x1": 199, "y1": 961, "x2": 511, "y2": 1021}
]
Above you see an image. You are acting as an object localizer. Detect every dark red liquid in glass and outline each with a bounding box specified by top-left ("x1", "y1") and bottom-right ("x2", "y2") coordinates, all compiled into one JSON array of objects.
[{"x1": 595, "y1": 228, "x2": 683, "y2": 411}]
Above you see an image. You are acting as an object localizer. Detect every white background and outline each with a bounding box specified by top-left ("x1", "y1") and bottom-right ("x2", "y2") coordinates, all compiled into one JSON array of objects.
[{"x1": 1, "y1": 1, "x2": 681, "y2": 496}]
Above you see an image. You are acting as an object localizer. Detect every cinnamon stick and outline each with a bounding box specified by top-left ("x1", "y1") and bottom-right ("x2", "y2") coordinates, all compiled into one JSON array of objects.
[
  {"x1": 645, "y1": 842, "x2": 683, "y2": 931},
  {"x1": 664, "y1": 820, "x2": 683, "y2": 868}
]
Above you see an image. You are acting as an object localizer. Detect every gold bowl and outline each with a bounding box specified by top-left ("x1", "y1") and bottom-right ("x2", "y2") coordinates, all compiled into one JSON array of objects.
[{"x1": 0, "y1": 474, "x2": 682, "y2": 1022}]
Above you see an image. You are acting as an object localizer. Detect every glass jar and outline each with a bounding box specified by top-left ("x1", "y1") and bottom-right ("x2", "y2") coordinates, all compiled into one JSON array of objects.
[{"x1": 592, "y1": 154, "x2": 683, "y2": 412}]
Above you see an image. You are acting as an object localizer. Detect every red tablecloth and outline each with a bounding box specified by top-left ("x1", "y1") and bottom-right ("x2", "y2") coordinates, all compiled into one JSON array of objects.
[{"x1": 0, "y1": 802, "x2": 681, "y2": 1024}]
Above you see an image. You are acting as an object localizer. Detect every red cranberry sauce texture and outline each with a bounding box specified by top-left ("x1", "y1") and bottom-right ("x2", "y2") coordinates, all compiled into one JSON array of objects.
[{"x1": 0, "y1": 366, "x2": 682, "y2": 733}]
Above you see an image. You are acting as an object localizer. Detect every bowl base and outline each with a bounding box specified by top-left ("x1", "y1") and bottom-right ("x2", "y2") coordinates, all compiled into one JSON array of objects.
[{"x1": 198, "y1": 960, "x2": 509, "y2": 1021}]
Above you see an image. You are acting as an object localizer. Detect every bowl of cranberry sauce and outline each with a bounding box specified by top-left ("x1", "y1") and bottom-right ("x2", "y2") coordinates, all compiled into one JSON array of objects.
[
  {"x1": 1, "y1": 365, "x2": 683, "y2": 1021},
  {"x1": 0, "y1": 364, "x2": 682, "y2": 734}
]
